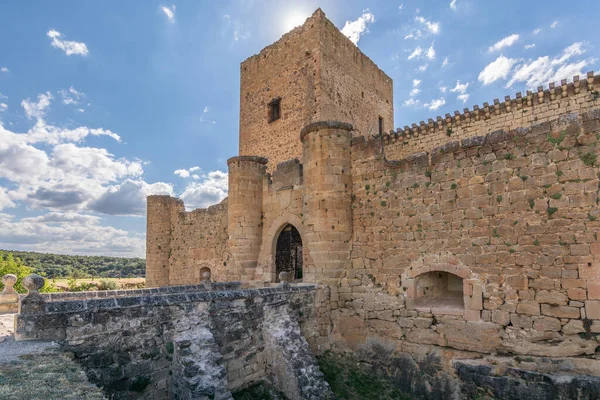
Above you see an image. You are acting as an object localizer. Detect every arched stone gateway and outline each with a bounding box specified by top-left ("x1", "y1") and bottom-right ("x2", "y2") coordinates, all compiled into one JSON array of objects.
[{"x1": 275, "y1": 224, "x2": 303, "y2": 282}]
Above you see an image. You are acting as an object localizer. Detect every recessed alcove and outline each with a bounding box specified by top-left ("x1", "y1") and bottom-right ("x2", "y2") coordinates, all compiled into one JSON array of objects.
[{"x1": 414, "y1": 271, "x2": 464, "y2": 315}]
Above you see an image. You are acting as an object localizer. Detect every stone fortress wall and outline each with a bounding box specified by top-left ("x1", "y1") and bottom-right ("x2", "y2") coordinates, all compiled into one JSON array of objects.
[
  {"x1": 148, "y1": 73, "x2": 600, "y2": 360},
  {"x1": 143, "y1": 8, "x2": 600, "y2": 398}
]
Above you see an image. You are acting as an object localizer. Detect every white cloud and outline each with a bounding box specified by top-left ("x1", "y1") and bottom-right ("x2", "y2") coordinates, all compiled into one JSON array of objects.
[
  {"x1": 90, "y1": 180, "x2": 173, "y2": 216},
  {"x1": 22, "y1": 92, "x2": 52, "y2": 119},
  {"x1": 424, "y1": 97, "x2": 446, "y2": 111},
  {"x1": 550, "y1": 21, "x2": 558, "y2": 29},
  {"x1": 0, "y1": 92, "x2": 151, "y2": 218},
  {"x1": 410, "y1": 79, "x2": 421, "y2": 96},
  {"x1": 524, "y1": 44, "x2": 536, "y2": 49},
  {"x1": 403, "y1": 98, "x2": 420, "y2": 107},
  {"x1": 199, "y1": 106, "x2": 216, "y2": 124},
  {"x1": 415, "y1": 16, "x2": 440, "y2": 34},
  {"x1": 161, "y1": 5, "x2": 176, "y2": 23},
  {"x1": 0, "y1": 103, "x2": 7, "y2": 112},
  {"x1": 0, "y1": 92, "x2": 179, "y2": 257},
  {"x1": 0, "y1": 188, "x2": 15, "y2": 211},
  {"x1": 418, "y1": 63, "x2": 428, "y2": 72},
  {"x1": 47, "y1": 29, "x2": 89, "y2": 56},
  {"x1": 426, "y1": 44, "x2": 436, "y2": 60},
  {"x1": 450, "y1": 80, "x2": 469, "y2": 94},
  {"x1": 405, "y1": 15, "x2": 439, "y2": 40},
  {"x1": 533, "y1": 28, "x2": 541, "y2": 35},
  {"x1": 174, "y1": 166, "x2": 203, "y2": 179},
  {"x1": 440, "y1": 86, "x2": 447, "y2": 93},
  {"x1": 222, "y1": 13, "x2": 243, "y2": 41},
  {"x1": 59, "y1": 86, "x2": 85, "y2": 105},
  {"x1": 408, "y1": 47, "x2": 422, "y2": 60},
  {"x1": 442, "y1": 57, "x2": 449, "y2": 67},
  {"x1": 19, "y1": 93, "x2": 120, "y2": 144},
  {"x1": 552, "y1": 42, "x2": 585, "y2": 65},
  {"x1": 341, "y1": 11, "x2": 375, "y2": 45},
  {"x1": 1, "y1": 67, "x2": 8, "y2": 73},
  {"x1": 174, "y1": 169, "x2": 190, "y2": 178},
  {"x1": 478, "y1": 55, "x2": 518, "y2": 85},
  {"x1": 0, "y1": 212, "x2": 146, "y2": 257},
  {"x1": 450, "y1": 0, "x2": 457, "y2": 10},
  {"x1": 180, "y1": 170, "x2": 228, "y2": 210},
  {"x1": 488, "y1": 34, "x2": 519, "y2": 52},
  {"x1": 457, "y1": 93, "x2": 470, "y2": 103},
  {"x1": 506, "y1": 42, "x2": 589, "y2": 89}
]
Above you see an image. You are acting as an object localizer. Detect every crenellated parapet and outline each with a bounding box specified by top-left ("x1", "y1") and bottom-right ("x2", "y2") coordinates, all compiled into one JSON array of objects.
[{"x1": 379, "y1": 72, "x2": 600, "y2": 160}]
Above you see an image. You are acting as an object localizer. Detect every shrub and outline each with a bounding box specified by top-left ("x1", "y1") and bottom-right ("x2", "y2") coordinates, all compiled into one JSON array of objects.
[{"x1": 97, "y1": 280, "x2": 119, "y2": 291}]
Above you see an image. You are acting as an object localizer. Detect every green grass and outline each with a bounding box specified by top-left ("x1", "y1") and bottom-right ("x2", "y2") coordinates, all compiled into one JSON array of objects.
[{"x1": 317, "y1": 351, "x2": 410, "y2": 400}]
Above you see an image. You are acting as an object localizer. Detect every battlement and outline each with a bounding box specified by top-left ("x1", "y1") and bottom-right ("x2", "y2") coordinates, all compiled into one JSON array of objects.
[{"x1": 365, "y1": 72, "x2": 600, "y2": 161}]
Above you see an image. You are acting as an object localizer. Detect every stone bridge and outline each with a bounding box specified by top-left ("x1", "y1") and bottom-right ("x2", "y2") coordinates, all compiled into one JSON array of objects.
[{"x1": 12, "y1": 274, "x2": 333, "y2": 400}]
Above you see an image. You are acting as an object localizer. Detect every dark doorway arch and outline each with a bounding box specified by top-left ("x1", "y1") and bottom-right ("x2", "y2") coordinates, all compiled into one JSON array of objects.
[{"x1": 275, "y1": 224, "x2": 303, "y2": 282}]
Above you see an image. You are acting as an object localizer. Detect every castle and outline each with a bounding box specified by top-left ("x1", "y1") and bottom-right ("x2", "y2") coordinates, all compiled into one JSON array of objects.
[{"x1": 146, "y1": 7, "x2": 600, "y2": 392}]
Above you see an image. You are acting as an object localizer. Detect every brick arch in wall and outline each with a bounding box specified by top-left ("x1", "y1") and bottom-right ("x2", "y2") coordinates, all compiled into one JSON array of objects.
[
  {"x1": 257, "y1": 213, "x2": 312, "y2": 283},
  {"x1": 401, "y1": 256, "x2": 483, "y2": 321}
]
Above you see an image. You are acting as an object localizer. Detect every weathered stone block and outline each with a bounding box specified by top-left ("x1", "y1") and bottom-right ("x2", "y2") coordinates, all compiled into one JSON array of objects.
[
  {"x1": 541, "y1": 304, "x2": 580, "y2": 319},
  {"x1": 516, "y1": 301, "x2": 540, "y2": 316},
  {"x1": 535, "y1": 290, "x2": 568, "y2": 305},
  {"x1": 562, "y1": 320, "x2": 585, "y2": 335},
  {"x1": 533, "y1": 316, "x2": 561, "y2": 332},
  {"x1": 585, "y1": 300, "x2": 600, "y2": 320}
]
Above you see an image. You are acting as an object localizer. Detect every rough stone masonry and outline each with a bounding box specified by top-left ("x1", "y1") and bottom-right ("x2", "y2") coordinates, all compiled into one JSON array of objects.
[
  {"x1": 142, "y1": 7, "x2": 600, "y2": 399},
  {"x1": 14, "y1": 7, "x2": 600, "y2": 400}
]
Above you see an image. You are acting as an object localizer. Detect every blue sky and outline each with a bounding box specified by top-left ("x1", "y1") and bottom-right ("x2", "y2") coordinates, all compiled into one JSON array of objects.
[{"x1": 0, "y1": 0, "x2": 597, "y2": 257}]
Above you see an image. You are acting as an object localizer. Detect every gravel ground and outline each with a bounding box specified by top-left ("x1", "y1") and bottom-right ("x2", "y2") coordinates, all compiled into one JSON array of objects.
[
  {"x1": 0, "y1": 313, "x2": 59, "y2": 363},
  {"x1": 0, "y1": 313, "x2": 106, "y2": 399}
]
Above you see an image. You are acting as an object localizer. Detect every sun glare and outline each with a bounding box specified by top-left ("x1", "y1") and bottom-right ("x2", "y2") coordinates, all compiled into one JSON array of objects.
[{"x1": 283, "y1": 12, "x2": 309, "y2": 33}]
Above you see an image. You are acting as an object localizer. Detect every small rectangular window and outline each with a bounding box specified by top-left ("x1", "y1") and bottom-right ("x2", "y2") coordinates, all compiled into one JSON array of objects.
[
  {"x1": 378, "y1": 116, "x2": 383, "y2": 135},
  {"x1": 269, "y1": 97, "x2": 281, "y2": 123}
]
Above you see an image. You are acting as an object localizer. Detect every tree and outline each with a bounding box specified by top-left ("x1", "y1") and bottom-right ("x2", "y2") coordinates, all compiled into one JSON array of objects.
[{"x1": 0, "y1": 252, "x2": 33, "y2": 293}]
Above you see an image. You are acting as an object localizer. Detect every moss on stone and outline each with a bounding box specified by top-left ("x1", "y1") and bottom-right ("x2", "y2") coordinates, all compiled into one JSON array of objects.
[{"x1": 317, "y1": 351, "x2": 410, "y2": 400}]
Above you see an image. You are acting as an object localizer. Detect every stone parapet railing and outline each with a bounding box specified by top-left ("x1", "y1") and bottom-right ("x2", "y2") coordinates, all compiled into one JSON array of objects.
[
  {"x1": 14, "y1": 274, "x2": 323, "y2": 399},
  {"x1": 40, "y1": 281, "x2": 242, "y2": 302},
  {"x1": 22, "y1": 284, "x2": 317, "y2": 317}
]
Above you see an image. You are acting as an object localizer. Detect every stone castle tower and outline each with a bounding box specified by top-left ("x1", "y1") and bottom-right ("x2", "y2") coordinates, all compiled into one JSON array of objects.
[
  {"x1": 239, "y1": 8, "x2": 393, "y2": 170},
  {"x1": 146, "y1": 8, "x2": 393, "y2": 287}
]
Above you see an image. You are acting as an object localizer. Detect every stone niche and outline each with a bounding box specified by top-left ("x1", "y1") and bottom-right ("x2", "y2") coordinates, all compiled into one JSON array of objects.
[
  {"x1": 414, "y1": 271, "x2": 464, "y2": 315},
  {"x1": 403, "y1": 263, "x2": 483, "y2": 321}
]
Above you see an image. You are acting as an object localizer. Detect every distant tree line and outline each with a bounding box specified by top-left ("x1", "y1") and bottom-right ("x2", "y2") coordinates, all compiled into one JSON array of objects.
[{"x1": 0, "y1": 250, "x2": 146, "y2": 280}]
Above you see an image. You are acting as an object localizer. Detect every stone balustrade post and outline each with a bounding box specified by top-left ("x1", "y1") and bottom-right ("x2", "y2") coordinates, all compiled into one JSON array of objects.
[
  {"x1": 0, "y1": 274, "x2": 19, "y2": 313},
  {"x1": 18, "y1": 274, "x2": 46, "y2": 314},
  {"x1": 279, "y1": 271, "x2": 290, "y2": 289}
]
